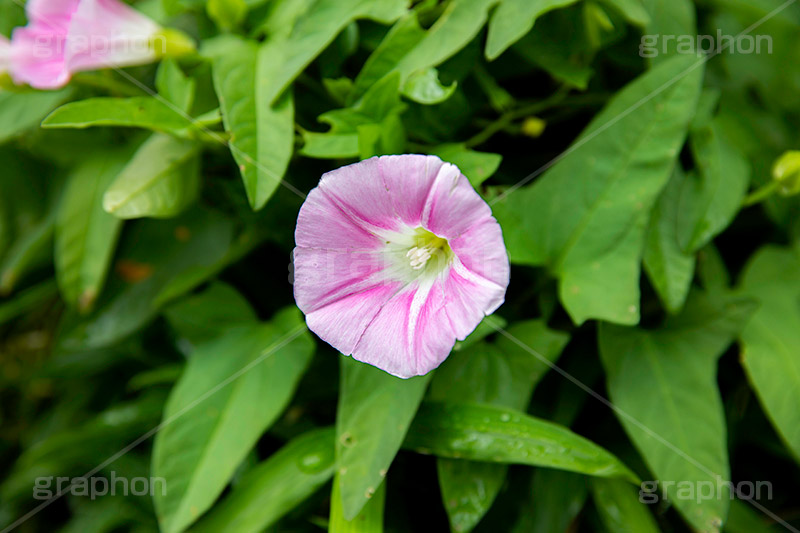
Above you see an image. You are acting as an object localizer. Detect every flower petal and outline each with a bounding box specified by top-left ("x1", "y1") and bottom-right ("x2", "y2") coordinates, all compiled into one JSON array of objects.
[
  {"x1": 422, "y1": 164, "x2": 493, "y2": 239},
  {"x1": 65, "y1": 0, "x2": 160, "y2": 72},
  {"x1": 10, "y1": 25, "x2": 70, "y2": 89},
  {"x1": 295, "y1": 185, "x2": 388, "y2": 251},
  {"x1": 316, "y1": 156, "x2": 402, "y2": 233},
  {"x1": 379, "y1": 154, "x2": 446, "y2": 227},
  {"x1": 305, "y1": 282, "x2": 403, "y2": 356},
  {"x1": 443, "y1": 261, "x2": 507, "y2": 339},
  {"x1": 293, "y1": 247, "x2": 396, "y2": 314},
  {"x1": 26, "y1": 0, "x2": 80, "y2": 19},
  {"x1": 449, "y1": 217, "x2": 510, "y2": 290},
  {"x1": 352, "y1": 279, "x2": 456, "y2": 378}
]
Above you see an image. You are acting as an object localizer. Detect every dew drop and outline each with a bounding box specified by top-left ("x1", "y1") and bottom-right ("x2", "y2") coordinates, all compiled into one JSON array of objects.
[{"x1": 298, "y1": 453, "x2": 326, "y2": 473}]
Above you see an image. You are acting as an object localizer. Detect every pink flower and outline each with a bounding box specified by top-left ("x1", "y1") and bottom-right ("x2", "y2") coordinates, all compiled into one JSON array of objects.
[
  {"x1": 293, "y1": 155, "x2": 510, "y2": 378},
  {"x1": 10, "y1": 0, "x2": 191, "y2": 89}
]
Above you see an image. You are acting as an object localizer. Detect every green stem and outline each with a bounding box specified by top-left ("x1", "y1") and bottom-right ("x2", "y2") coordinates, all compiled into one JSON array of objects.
[
  {"x1": 465, "y1": 87, "x2": 571, "y2": 148},
  {"x1": 743, "y1": 180, "x2": 780, "y2": 207}
]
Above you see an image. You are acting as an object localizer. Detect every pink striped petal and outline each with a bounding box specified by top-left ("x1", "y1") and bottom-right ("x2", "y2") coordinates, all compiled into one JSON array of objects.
[
  {"x1": 306, "y1": 282, "x2": 403, "y2": 356},
  {"x1": 10, "y1": 24, "x2": 71, "y2": 89},
  {"x1": 352, "y1": 280, "x2": 455, "y2": 378},
  {"x1": 422, "y1": 165, "x2": 494, "y2": 239},
  {"x1": 443, "y1": 261, "x2": 507, "y2": 339},
  {"x1": 449, "y1": 217, "x2": 510, "y2": 290},
  {"x1": 379, "y1": 154, "x2": 447, "y2": 227},
  {"x1": 316, "y1": 156, "x2": 401, "y2": 232},
  {"x1": 295, "y1": 186, "x2": 385, "y2": 251},
  {"x1": 65, "y1": 0, "x2": 160, "y2": 72}
]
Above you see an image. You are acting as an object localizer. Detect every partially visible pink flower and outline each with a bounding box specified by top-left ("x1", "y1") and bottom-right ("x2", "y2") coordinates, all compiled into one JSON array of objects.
[
  {"x1": 65, "y1": 0, "x2": 161, "y2": 72},
  {"x1": 10, "y1": 0, "x2": 78, "y2": 88},
  {"x1": 293, "y1": 155, "x2": 510, "y2": 378},
  {"x1": 10, "y1": 0, "x2": 192, "y2": 89}
]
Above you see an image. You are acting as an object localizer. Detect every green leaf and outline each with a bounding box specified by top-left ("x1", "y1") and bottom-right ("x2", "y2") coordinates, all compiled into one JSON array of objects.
[
  {"x1": 1, "y1": 392, "x2": 165, "y2": 503},
  {"x1": 42, "y1": 97, "x2": 192, "y2": 135},
  {"x1": 641, "y1": 0, "x2": 696, "y2": 64},
  {"x1": 0, "y1": 89, "x2": 71, "y2": 144},
  {"x1": 697, "y1": 243, "x2": 730, "y2": 294},
  {"x1": 163, "y1": 282, "x2": 257, "y2": 346},
  {"x1": 301, "y1": 73, "x2": 405, "y2": 160},
  {"x1": 349, "y1": 13, "x2": 426, "y2": 104},
  {"x1": 190, "y1": 428, "x2": 336, "y2": 533},
  {"x1": 211, "y1": 36, "x2": 295, "y2": 210},
  {"x1": 737, "y1": 246, "x2": 800, "y2": 462},
  {"x1": 260, "y1": 0, "x2": 408, "y2": 107},
  {"x1": 677, "y1": 117, "x2": 750, "y2": 253},
  {"x1": 724, "y1": 499, "x2": 779, "y2": 533},
  {"x1": 330, "y1": 472, "x2": 386, "y2": 533},
  {"x1": 57, "y1": 207, "x2": 234, "y2": 349},
  {"x1": 401, "y1": 67, "x2": 457, "y2": 105},
  {"x1": 429, "y1": 143, "x2": 502, "y2": 187},
  {"x1": 301, "y1": 132, "x2": 359, "y2": 159},
  {"x1": 384, "y1": 0, "x2": 499, "y2": 89},
  {"x1": 598, "y1": 0, "x2": 650, "y2": 26},
  {"x1": 349, "y1": 0, "x2": 498, "y2": 103},
  {"x1": 336, "y1": 357, "x2": 431, "y2": 520},
  {"x1": 510, "y1": 9, "x2": 594, "y2": 89},
  {"x1": 429, "y1": 320, "x2": 569, "y2": 533},
  {"x1": 438, "y1": 461, "x2": 506, "y2": 533},
  {"x1": 430, "y1": 320, "x2": 568, "y2": 410},
  {"x1": 598, "y1": 292, "x2": 755, "y2": 532},
  {"x1": 0, "y1": 210, "x2": 55, "y2": 295},
  {"x1": 485, "y1": 0, "x2": 580, "y2": 60},
  {"x1": 357, "y1": 113, "x2": 406, "y2": 159},
  {"x1": 511, "y1": 469, "x2": 588, "y2": 533},
  {"x1": 643, "y1": 167, "x2": 696, "y2": 313},
  {"x1": 404, "y1": 403, "x2": 638, "y2": 482},
  {"x1": 591, "y1": 478, "x2": 659, "y2": 533},
  {"x1": 152, "y1": 308, "x2": 314, "y2": 533},
  {"x1": 156, "y1": 59, "x2": 196, "y2": 112},
  {"x1": 493, "y1": 54, "x2": 704, "y2": 325},
  {"x1": 206, "y1": 0, "x2": 248, "y2": 30},
  {"x1": 55, "y1": 150, "x2": 129, "y2": 312},
  {"x1": 103, "y1": 134, "x2": 200, "y2": 219}
]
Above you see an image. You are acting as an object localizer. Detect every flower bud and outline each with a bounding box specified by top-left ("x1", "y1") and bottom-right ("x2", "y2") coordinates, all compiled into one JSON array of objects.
[{"x1": 772, "y1": 150, "x2": 800, "y2": 196}]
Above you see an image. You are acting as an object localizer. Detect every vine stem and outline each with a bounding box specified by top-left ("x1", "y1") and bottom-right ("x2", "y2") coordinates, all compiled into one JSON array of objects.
[
  {"x1": 742, "y1": 181, "x2": 780, "y2": 207},
  {"x1": 464, "y1": 87, "x2": 609, "y2": 148}
]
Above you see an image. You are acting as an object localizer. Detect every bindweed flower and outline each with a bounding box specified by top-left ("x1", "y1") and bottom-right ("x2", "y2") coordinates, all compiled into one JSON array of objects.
[
  {"x1": 10, "y1": 0, "x2": 194, "y2": 90},
  {"x1": 293, "y1": 155, "x2": 510, "y2": 378}
]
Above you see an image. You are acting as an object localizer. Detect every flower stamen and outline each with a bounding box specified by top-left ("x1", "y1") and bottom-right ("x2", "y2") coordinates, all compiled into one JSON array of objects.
[
  {"x1": 405, "y1": 230, "x2": 450, "y2": 272},
  {"x1": 407, "y1": 246, "x2": 433, "y2": 270}
]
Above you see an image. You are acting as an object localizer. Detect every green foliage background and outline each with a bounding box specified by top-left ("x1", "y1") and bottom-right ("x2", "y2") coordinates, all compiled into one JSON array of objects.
[{"x1": 1, "y1": 0, "x2": 800, "y2": 531}]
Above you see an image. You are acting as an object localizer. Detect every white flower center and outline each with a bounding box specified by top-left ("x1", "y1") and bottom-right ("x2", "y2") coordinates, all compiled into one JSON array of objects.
[{"x1": 405, "y1": 230, "x2": 450, "y2": 273}]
